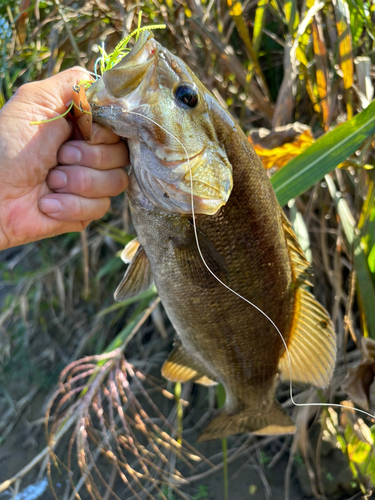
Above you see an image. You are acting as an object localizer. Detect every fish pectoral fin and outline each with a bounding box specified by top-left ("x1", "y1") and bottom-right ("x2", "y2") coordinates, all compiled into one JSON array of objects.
[
  {"x1": 278, "y1": 288, "x2": 336, "y2": 388},
  {"x1": 172, "y1": 226, "x2": 229, "y2": 288},
  {"x1": 198, "y1": 401, "x2": 295, "y2": 442},
  {"x1": 162, "y1": 340, "x2": 217, "y2": 386},
  {"x1": 114, "y1": 244, "x2": 153, "y2": 301}
]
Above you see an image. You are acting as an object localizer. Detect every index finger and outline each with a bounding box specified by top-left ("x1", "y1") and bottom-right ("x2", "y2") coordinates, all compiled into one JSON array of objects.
[
  {"x1": 57, "y1": 139, "x2": 129, "y2": 170},
  {"x1": 87, "y1": 122, "x2": 122, "y2": 145}
]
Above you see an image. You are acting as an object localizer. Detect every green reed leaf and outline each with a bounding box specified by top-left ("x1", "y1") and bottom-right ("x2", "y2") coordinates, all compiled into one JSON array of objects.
[
  {"x1": 368, "y1": 244, "x2": 375, "y2": 273},
  {"x1": 252, "y1": 0, "x2": 269, "y2": 54},
  {"x1": 271, "y1": 99, "x2": 375, "y2": 206},
  {"x1": 325, "y1": 175, "x2": 375, "y2": 339}
]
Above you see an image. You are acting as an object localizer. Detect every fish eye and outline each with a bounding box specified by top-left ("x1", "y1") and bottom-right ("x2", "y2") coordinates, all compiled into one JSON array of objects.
[{"x1": 174, "y1": 84, "x2": 199, "y2": 108}]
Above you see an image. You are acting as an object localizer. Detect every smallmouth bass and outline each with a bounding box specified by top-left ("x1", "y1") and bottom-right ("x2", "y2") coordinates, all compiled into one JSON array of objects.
[{"x1": 85, "y1": 32, "x2": 336, "y2": 441}]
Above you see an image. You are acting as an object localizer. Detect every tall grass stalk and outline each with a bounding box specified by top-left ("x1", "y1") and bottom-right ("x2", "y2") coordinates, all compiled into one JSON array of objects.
[{"x1": 217, "y1": 384, "x2": 228, "y2": 500}]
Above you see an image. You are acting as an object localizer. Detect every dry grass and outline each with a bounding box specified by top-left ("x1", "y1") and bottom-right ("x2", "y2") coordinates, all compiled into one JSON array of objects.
[{"x1": 1, "y1": 0, "x2": 375, "y2": 498}]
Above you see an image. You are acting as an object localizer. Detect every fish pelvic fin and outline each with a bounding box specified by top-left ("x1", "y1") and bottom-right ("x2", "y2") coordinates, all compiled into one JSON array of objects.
[
  {"x1": 197, "y1": 401, "x2": 295, "y2": 442},
  {"x1": 120, "y1": 237, "x2": 140, "y2": 263},
  {"x1": 114, "y1": 244, "x2": 153, "y2": 301},
  {"x1": 279, "y1": 287, "x2": 336, "y2": 388},
  {"x1": 162, "y1": 340, "x2": 217, "y2": 386}
]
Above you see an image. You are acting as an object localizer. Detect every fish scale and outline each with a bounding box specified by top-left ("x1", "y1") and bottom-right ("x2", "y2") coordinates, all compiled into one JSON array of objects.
[{"x1": 85, "y1": 30, "x2": 336, "y2": 441}]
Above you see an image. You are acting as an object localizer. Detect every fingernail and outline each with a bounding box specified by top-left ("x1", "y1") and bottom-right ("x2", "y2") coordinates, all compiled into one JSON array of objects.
[
  {"x1": 58, "y1": 145, "x2": 81, "y2": 164},
  {"x1": 48, "y1": 169, "x2": 67, "y2": 189},
  {"x1": 39, "y1": 198, "x2": 62, "y2": 214}
]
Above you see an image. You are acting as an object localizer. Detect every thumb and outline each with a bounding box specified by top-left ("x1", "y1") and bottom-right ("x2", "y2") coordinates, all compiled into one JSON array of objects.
[{"x1": 30, "y1": 67, "x2": 93, "y2": 117}]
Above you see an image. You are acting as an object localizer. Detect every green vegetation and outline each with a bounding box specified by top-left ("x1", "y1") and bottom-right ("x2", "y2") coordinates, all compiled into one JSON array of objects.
[{"x1": 1, "y1": 0, "x2": 375, "y2": 499}]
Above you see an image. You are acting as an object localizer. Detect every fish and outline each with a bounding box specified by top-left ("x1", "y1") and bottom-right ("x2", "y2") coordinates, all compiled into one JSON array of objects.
[{"x1": 85, "y1": 31, "x2": 336, "y2": 442}]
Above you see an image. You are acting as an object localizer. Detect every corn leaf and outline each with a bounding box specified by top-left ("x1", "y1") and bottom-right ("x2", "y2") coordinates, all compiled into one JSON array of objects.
[
  {"x1": 368, "y1": 245, "x2": 375, "y2": 274},
  {"x1": 334, "y1": 0, "x2": 354, "y2": 90},
  {"x1": 252, "y1": 0, "x2": 269, "y2": 53},
  {"x1": 346, "y1": 0, "x2": 375, "y2": 41},
  {"x1": 348, "y1": 2, "x2": 365, "y2": 46},
  {"x1": 325, "y1": 175, "x2": 375, "y2": 339},
  {"x1": 359, "y1": 181, "x2": 375, "y2": 277},
  {"x1": 227, "y1": 0, "x2": 271, "y2": 100},
  {"x1": 271, "y1": 99, "x2": 375, "y2": 206},
  {"x1": 283, "y1": 0, "x2": 299, "y2": 35},
  {"x1": 333, "y1": 0, "x2": 354, "y2": 118}
]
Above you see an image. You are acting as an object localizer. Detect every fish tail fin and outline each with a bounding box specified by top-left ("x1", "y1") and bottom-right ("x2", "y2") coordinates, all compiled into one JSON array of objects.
[{"x1": 197, "y1": 401, "x2": 295, "y2": 442}]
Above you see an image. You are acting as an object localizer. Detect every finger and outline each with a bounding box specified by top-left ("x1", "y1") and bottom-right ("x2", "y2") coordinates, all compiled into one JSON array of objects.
[
  {"x1": 39, "y1": 194, "x2": 111, "y2": 221},
  {"x1": 47, "y1": 166, "x2": 129, "y2": 198},
  {"x1": 21, "y1": 67, "x2": 93, "y2": 116},
  {"x1": 57, "y1": 139, "x2": 129, "y2": 170},
  {"x1": 88, "y1": 123, "x2": 123, "y2": 145}
]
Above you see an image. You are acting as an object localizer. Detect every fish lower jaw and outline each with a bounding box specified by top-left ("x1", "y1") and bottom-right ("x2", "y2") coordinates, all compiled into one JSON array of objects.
[
  {"x1": 191, "y1": 197, "x2": 226, "y2": 215},
  {"x1": 177, "y1": 185, "x2": 229, "y2": 215},
  {"x1": 176, "y1": 180, "x2": 230, "y2": 215}
]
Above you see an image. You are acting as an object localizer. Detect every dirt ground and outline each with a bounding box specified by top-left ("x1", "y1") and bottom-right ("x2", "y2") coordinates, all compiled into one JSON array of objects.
[
  {"x1": 0, "y1": 249, "x2": 359, "y2": 500},
  {"x1": 0, "y1": 429, "x2": 306, "y2": 500},
  {"x1": 0, "y1": 422, "x2": 357, "y2": 500}
]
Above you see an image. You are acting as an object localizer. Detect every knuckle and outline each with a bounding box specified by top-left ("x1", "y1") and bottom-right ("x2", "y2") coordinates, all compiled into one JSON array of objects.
[
  {"x1": 74, "y1": 198, "x2": 86, "y2": 220},
  {"x1": 85, "y1": 144, "x2": 104, "y2": 168},
  {"x1": 77, "y1": 169, "x2": 93, "y2": 195},
  {"x1": 71, "y1": 65, "x2": 85, "y2": 72},
  {"x1": 14, "y1": 82, "x2": 36, "y2": 100},
  {"x1": 97, "y1": 145, "x2": 105, "y2": 168}
]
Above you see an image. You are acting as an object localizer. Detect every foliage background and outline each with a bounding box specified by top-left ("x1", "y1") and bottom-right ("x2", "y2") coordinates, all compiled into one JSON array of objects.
[{"x1": 1, "y1": 0, "x2": 375, "y2": 499}]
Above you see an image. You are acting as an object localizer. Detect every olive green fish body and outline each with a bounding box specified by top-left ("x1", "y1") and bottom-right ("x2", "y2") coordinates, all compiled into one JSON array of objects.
[
  {"x1": 129, "y1": 124, "x2": 292, "y2": 404},
  {"x1": 86, "y1": 32, "x2": 336, "y2": 441}
]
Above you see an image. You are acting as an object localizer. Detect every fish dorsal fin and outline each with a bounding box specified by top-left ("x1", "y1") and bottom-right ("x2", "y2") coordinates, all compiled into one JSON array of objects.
[
  {"x1": 280, "y1": 209, "x2": 312, "y2": 285},
  {"x1": 172, "y1": 225, "x2": 229, "y2": 288},
  {"x1": 114, "y1": 244, "x2": 153, "y2": 301},
  {"x1": 162, "y1": 340, "x2": 217, "y2": 386},
  {"x1": 121, "y1": 237, "x2": 140, "y2": 263},
  {"x1": 278, "y1": 288, "x2": 336, "y2": 388}
]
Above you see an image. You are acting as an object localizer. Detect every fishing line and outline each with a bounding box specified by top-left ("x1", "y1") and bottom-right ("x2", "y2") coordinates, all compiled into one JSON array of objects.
[{"x1": 97, "y1": 104, "x2": 375, "y2": 423}]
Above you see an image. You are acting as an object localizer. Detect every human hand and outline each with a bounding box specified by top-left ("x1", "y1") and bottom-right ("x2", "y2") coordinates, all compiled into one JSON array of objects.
[{"x1": 0, "y1": 68, "x2": 129, "y2": 251}]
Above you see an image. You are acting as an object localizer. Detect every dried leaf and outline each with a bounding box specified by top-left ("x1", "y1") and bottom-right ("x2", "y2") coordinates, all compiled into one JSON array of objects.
[
  {"x1": 312, "y1": 17, "x2": 329, "y2": 128},
  {"x1": 16, "y1": 0, "x2": 30, "y2": 45},
  {"x1": 363, "y1": 337, "x2": 375, "y2": 361},
  {"x1": 248, "y1": 126, "x2": 314, "y2": 170},
  {"x1": 341, "y1": 339, "x2": 375, "y2": 412}
]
